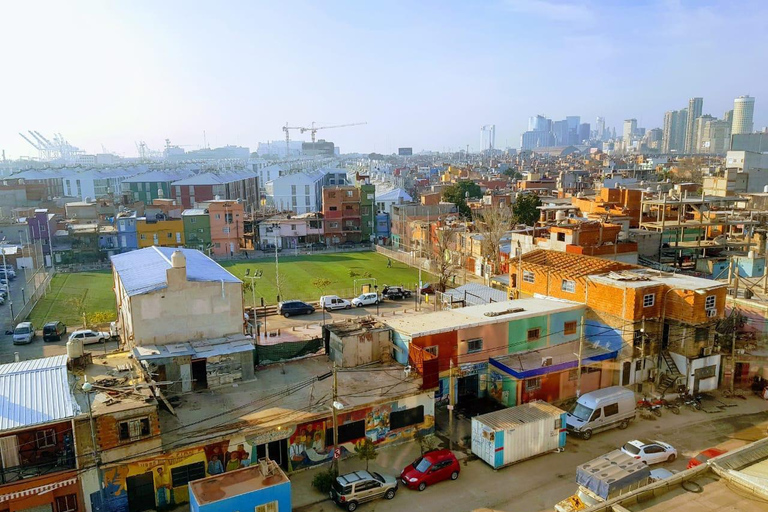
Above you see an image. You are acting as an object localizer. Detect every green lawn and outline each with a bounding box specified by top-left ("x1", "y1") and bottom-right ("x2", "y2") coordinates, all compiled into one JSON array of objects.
[
  {"x1": 27, "y1": 252, "x2": 432, "y2": 325},
  {"x1": 222, "y1": 252, "x2": 433, "y2": 305},
  {"x1": 29, "y1": 272, "x2": 117, "y2": 327}
]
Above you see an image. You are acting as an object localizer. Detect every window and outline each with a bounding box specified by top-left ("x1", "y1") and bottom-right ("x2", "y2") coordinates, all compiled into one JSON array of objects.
[
  {"x1": 215, "y1": 214, "x2": 221, "y2": 220},
  {"x1": 256, "y1": 502, "x2": 279, "y2": 512},
  {"x1": 643, "y1": 293, "x2": 655, "y2": 307},
  {"x1": 223, "y1": 227, "x2": 231, "y2": 234},
  {"x1": 695, "y1": 327, "x2": 709, "y2": 342},
  {"x1": 604, "y1": 403, "x2": 619, "y2": 417},
  {"x1": 527, "y1": 328, "x2": 541, "y2": 342},
  {"x1": 705, "y1": 295, "x2": 716, "y2": 309},
  {"x1": 171, "y1": 461, "x2": 206, "y2": 487},
  {"x1": 176, "y1": 232, "x2": 182, "y2": 243},
  {"x1": 561, "y1": 279, "x2": 576, "y2": 293},
  {"x1": 305, "y1": 196, "x2": 310, "y2": 206},
  {"x1": 175, "y1": 186, "x2": 181, "y2": 197},
  {"x1": 329, "y1": 222, "x2": 339, "y2": 228},
  {"x1": 118, "y1": 417, "x2": 151, "y2": 441},
  {"x1": 568, "y1": 369, "x2": 578, "y2": 381},
  {"x1": 522, "y1": 271, "x2": 535, "y2": 283},
  {"x1": 292, "y1": 196, "x2": 297, "y2": 207},
  {"x1": 564, "y1": 321, "x2": 578, "y2": 335},
  {"x1": 525, "y1": 378, "x2": 541, "y2": 391},
  {"x1": 36, "y1": 428, "x2": 56, "y2": 448},
  {"x1": 635, "y1": 360, "x2": 642, "y2": 371},
  {"x1": 329, "y1": 206, "x2": 338, "y2": 211},
  {"x1": 346, "y1": 190, "x2": 353, "y2": 197},
  {"x1": 305, "y1": 185, "x2": 310, "y2": 195},
  {"x1": 291, "y1": 185, "x2": 297, "y2": 194},
  {"x1": 424, "y1": 346, "x2": 438, "y2": 357},
  {"x1": 390, "y1": 405, "x2": 425, "y2": 430},
  {"x1": 466, "y1": 338, "x2": 483, "y2": 353},
  {"x1": 190, "y1": 217, "x2": 196, "y2": 224},
  {"x1": 167, "y1": 232, "x2": 173, "y2": 238},
  {"x1": 140, "y1": 234, "x2": 146, "y2": 240},
  {"x1": 556, "y1": 232, "x2": 566, "y2": 242},
  {"x1": 55, "y1": 494, "x2": 77, "y2": 512},
  {"x1": 326, "y1": 419, "x2": 365, "y2": 446},
  {"x1": 189, "y1": 186, "x2": 195, "y2": 195}
]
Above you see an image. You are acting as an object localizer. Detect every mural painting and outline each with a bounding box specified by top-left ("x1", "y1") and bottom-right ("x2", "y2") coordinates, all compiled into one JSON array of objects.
[{"x1": 93, "y1": 437, "x2": 255, "y2": 511}]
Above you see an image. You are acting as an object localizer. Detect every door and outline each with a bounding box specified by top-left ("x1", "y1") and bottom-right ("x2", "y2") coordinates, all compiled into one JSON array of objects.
[
  {"x1": 645, "y1": 444, "x2": 665, "y2": 464},
  {"x1": 126, "y1": 471, "x2": 155, "y2": 512},
  {"x1": 662, "y1": 324, "x2": 670, "y2": 351},
  {"x1": 255, "y1": 439, "x2": 288, "y2": 470},
  {"x1": 429, "y1": 460, "x2": 449, "y2": 484},
  {"x1": 622, "y1": 361, "x2": 632, "y2": 386},
  {"x1": 191, "y1": 359, "x2": 208, "y2": 390}
]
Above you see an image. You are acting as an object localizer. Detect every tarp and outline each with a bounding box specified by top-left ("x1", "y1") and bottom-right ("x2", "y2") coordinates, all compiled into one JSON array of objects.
[{"x1": 576, "y1": 449, "x2": 650, "y2": 499}]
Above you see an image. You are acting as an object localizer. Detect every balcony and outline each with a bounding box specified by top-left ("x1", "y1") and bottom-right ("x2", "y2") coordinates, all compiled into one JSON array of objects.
[{"x1": 1, "y1": 454, "x2": 76, "y2": 485}]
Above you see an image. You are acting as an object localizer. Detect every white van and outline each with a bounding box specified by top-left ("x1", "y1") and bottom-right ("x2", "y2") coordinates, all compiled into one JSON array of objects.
[
  {"x1": 320, "y1": 295, "x2": 352, "y2": 310},
  {"x1": 566, "y1": 386, "x2": 636, "y2": 440}
]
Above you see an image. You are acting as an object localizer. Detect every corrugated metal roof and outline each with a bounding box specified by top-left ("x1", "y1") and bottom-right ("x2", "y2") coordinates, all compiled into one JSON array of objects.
[
  {"x1": 474, "y1": 401, "x2": 564, "y2": 431},
  {"x1": 110, "y1": 246, "x2": 241, "y2": 297},
  {"x1": 443, "y1": 283, "x2": 508, "y2": 306},
  {"x1": 0, "y1": 355, "x2": 80, "y2": 431}
]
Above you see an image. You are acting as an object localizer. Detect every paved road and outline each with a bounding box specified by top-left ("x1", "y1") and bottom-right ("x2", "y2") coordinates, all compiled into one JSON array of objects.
[{"x1": 292, "y1": 395, "x2": 768, "y2": 512}]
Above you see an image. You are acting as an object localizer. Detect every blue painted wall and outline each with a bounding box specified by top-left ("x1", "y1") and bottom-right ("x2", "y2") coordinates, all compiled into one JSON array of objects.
[
  {"x1": 585, "y1": 320, "x2": 624, "y2": 351},
  {"x1": 391, "y1": 331, "x2": 411, "y2": 365},
  {"x1": 494, "y1": 430, "x2": 504, "y2": 468},
  {"x1": 189, "y1": 479, "x2": 291, "y2": 512}
]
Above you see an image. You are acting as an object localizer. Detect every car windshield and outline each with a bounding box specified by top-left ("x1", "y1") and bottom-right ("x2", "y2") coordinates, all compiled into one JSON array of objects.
[
  {"x1": 372, "y1": 472, "x2": 385, "y2": 483},
  {"x1": 570, "y1": 403, "x2": 593, "y2": 421},
  {"x1": 14, "y1": 327, "x2": 30, "y2": 334},
  {"x1": 414, "y1": 458, "x2": 432, "y2": 473},
  {"x1": 623, "y1": 443, "x2": 641, "y2": 455}
]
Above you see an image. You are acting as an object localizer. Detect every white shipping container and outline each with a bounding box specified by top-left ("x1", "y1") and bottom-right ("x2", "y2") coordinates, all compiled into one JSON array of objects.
[{"x1": 471, "y1": 401, "x2": 566, "y2": 469}]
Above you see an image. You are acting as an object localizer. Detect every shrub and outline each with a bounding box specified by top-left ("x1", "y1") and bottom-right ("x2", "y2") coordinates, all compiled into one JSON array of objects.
[{"x1": 311, "y1": 467, "x2": 338, "y2": 494}]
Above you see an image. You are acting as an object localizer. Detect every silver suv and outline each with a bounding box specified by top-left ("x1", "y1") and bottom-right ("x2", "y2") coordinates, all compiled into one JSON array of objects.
[{"x1": 330, "y1": 470, "x2": 398, "y2": 511}]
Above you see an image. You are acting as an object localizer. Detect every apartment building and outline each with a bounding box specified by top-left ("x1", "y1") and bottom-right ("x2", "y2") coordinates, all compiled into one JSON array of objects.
[
  {"x1": 203, "y1": 199, "x2": 245, "y2": 257},
  {"x1": 322, "y1": 186, "x2": 362, "y2": 244}
]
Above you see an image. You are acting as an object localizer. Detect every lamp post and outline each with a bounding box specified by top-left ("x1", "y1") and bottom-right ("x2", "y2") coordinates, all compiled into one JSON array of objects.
[
  {"x1": 82, "y1": 381, "x2": 104, "y2": 508},
  {"x1": 0, "y1": 239, "x2": 12, "y2": 322},
  {"x1": 244, "y1": 269, "x2": 263, "y2": 339},
  {"x1": 374, "y1": 285, "x2": 379, "y2": 316}
]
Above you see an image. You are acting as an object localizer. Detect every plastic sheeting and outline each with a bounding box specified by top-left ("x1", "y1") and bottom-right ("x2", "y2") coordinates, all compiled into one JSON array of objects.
[{"x1": 576, "y1": 449, "x2": 650, "y2": 499}]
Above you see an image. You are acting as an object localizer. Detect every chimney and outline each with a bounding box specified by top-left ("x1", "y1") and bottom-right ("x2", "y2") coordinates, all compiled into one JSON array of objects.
[{"x1": 166, "y1": 250, "x2": 187, "y2": 290}]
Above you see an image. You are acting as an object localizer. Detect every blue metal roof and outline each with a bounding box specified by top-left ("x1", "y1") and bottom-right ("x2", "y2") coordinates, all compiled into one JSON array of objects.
[
  {"x1": 0, "y1": 355, "x2": 80, "y2": 431},
  {"x1": 110, "y1": 247, "x2": 241, "y2": 297},
  {"x1": 490, "y1": 340, "x2": 617, "y2": 379}
]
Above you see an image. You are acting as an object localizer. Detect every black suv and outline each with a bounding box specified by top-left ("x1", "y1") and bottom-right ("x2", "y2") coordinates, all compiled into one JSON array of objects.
[
  {"x1": 278, "y1": 300, "x2": 315, "y2": 318},
  {"x1": 43, "y1": 321, "x2": 67, "y2": 342},
  {"x1": 382, "y1": 286, "x2": 412, "y2": 300}
]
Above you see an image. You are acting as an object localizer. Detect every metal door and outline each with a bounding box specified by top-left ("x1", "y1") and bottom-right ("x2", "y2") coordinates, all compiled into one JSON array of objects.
[
  {"x1": 127, "y1": 471, "x2": 155, "y2": 512},
  {"x1": 622, "y1": 361, "x2": 631, "y2": 386}
]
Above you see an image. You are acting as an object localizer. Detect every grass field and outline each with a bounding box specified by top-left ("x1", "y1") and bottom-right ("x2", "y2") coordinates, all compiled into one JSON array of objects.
[
  {"x1": 27, "y1": 252, "x2": 433, "y2": 325},
  {"x1": 29, "y1": 271, "x2": 116, "y2": 327},
  {"x1": 222, "y1": 251, "x2": 433, "y2": 305}
]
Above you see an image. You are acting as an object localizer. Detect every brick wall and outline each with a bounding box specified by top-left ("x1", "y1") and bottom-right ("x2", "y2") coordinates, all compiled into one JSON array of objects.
[{"x1": 95, "y1": 408, "x2": 161, "y2": 451}]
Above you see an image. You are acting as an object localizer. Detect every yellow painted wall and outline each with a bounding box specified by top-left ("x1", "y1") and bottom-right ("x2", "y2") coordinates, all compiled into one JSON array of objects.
[{"x1": 137, "y1": 219, "x2": 185, "y2": 248}]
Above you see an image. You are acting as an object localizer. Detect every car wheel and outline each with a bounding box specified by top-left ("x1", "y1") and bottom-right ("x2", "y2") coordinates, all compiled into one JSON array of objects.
[
  {"x1": 356, "y1": 303, "x2": 363, "y2": 308},
  {"x1": 582, "y1": 429, "x2": 593, "y2": 440},
  {"x1": 667, "y1": 453, "x2": 676, "y2": 462},
  {"x1": 385, "y1": 488, "x2": 396, "y2": 499},
  {"x1": 451, "y1": 471, "x2": 459, "y2": 480},
  {"x1": 345, "y1": 304, "x2": 351, "y2": 309},
  {"x1": 619, "y1": 419, "x2": 629, "y2": 430},
  {"x1": 418, "y1": 482, "x2": 426, "y2": 491},
  {"x1": 283, "y1": 312, "x2": 290, "y2": 318},
  {"x1": 346, "y1": 501, "x2": 358, "y2": 512}
]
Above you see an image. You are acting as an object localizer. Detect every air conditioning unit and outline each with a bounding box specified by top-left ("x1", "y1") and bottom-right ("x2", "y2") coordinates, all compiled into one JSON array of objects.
[
  {"x1": 541, "y1": 356, "x2": 553, "y2": 367},
  {"x1": 706, "y1": 309, "x2": 718, "y2": 318},
  {"x1": 702, "y1": 347, "x2": 712, "y2": 356}
]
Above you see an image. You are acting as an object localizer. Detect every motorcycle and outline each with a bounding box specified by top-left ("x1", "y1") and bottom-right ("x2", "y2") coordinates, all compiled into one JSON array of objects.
[
  {"x1": 637, "y1": 395, "x2": 662, "y2": 417},
  {"x1": 676, "y1": 389, "x2": 702, "y2": 411},
  {"x1": 652, "y1": 395, "x2": 680, "y2": 414}
]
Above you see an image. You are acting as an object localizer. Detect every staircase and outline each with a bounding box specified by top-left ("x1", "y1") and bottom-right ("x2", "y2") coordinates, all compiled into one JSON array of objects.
[{"x1": 657, "y1": 351, "x2": 683, "y2": 395}]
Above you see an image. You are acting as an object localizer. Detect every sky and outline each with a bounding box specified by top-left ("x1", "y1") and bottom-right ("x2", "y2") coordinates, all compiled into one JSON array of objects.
[{"x1": 1, "y1": 0, "x2": 767, "y2": 159}]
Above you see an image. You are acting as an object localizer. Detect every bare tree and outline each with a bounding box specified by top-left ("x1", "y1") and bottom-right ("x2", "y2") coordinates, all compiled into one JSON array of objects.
[
  {"x1": 432, "y1": 225, "x2": 461, "y2": 292},
  {"x1": 474, "y1": 206, "x2": 514, "y2": 275}
]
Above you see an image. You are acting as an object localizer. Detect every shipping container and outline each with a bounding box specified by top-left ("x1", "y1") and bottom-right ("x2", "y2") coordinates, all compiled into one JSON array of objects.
[{"x1": 471, "y1": 401, "x2": 566, "y2": 469}]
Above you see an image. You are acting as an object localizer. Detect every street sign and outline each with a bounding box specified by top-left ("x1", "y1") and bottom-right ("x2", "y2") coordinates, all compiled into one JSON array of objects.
[{"x1": 334, "y1": 447, "x2": 342, "y2": 459}]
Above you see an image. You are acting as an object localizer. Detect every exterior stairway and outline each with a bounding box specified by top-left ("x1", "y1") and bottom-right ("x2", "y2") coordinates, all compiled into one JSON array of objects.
[{"x1": 657, "y1": 351, "x2": 683, "y2": 396}]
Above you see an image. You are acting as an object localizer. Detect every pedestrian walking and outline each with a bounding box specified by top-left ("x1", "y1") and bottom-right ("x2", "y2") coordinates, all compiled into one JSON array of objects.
[{"x1": 387, "y1": 258, "x2": 392, "y2": 268}]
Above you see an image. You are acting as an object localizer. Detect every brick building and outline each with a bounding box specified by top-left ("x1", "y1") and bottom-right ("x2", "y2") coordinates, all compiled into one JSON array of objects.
[{"x1": 322, "y1": 186, "x2": 362, "y2": 244}]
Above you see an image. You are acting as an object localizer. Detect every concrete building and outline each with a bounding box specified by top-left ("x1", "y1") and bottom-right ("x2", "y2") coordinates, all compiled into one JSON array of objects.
[
  {"x1": 684, "y1": 97, "x2": 704, "y2": 153},
  {"x1": 110, "y1": 247, "x2": 244, "y2": 347},
  {"x1": 204, "y1": 199, "x2": 245, "y2": 257},
  {"x1": 257, "y1": 212, "x2": 324, "y2": 249},
  {"x1": 188, "y1": 460, "x2": 291, "y2": 512},
  {"x1": 136, "y1": 216, "x2": 184, "y2": 248},
  {"x1": 623, "y1": 119, "x2": 637, "y2": 144},
  {"x1": 322, "y1": 186, "x2": 363, "y2": 245},
  {"x1": 122, "y1": 169, "x2": 197, "y2": 205},
  {"x1": 27, "y1": 208, "x2": 55, "y2": 256},
  {"x1": 182, "y1": 208, "x2": 212, "y2": 252},
  {"x1": 376, "y1": 188, "x2": 413, "y2": 215},
  {"x1": 264, "y1": 170, "x2": 327, "y2": 214},
  {"x1": 699, "y1": 118, "x2": 731, "y2": 154},
  {"x1": 116, "y1": 211, "x2": 139, "y2": 251},
  {"x1": 171, "y1": 171, "x2": 259, "y2": 211},
  {"x1": 693, "y1": 114, "x2": 716, "y2": 153},
  {"x1": 731, "y1": 132, "x2": 768, "y2": 153},
  {"x1": 732, "y1": 95, "x2": 755, "y2": 135}
]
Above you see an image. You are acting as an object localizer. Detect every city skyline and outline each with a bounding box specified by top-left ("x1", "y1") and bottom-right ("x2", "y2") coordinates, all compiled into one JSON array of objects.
[{"x1": 1, "y1": 0, "x2": 767, "y2": 158}]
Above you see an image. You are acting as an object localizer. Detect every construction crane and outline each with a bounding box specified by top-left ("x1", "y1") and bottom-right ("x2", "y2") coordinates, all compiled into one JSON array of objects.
[{"x1": 281, "y1": 121, "x2": 367, "y2": 157}]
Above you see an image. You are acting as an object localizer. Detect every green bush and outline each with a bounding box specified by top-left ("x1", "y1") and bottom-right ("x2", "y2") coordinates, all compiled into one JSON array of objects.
[{"x1": 311, "y1": 467, "x2": 338, "y2": 494}]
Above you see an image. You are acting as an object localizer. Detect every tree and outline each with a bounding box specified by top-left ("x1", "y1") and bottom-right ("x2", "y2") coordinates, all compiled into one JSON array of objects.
[
  {"x1": 442, "y1": 181, "x2": 482, "y2": 219},
  {"x1": 502, "y1": 168, "x2": 522, "y2": 180},
  {"x1": 433, "y1": 225, "x2": 461, "y2": 292},
  {"x1": 414, "y1": 431, "x2": 442, "y2": 455},
  {"x1": 312, "y1": 277, "x2": 332, "y2": 295},
  {"x1": 512, "y1": 194, "x2": 542, "y2": 227},
  {"x1": 354, "y1": 438, "x2": 378, "y2": 471},
  {"x1": 474, "y1": 206, "x2": 514, "y2": 275}
]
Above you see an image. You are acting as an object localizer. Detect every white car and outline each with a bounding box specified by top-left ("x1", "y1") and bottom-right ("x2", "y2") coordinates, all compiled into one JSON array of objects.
[
  {"x1": 320, "y1": 295, "x2": 352, "y2": 310},
  {"x1": 351, "y1": 292, "x2": 379, "y2": 307},
  {"x1": 620, "y1": 439, "x2": 677, "y2": 465},
  {"x1": 69, "y1": 329, "x2": 111, "y2": 345}
]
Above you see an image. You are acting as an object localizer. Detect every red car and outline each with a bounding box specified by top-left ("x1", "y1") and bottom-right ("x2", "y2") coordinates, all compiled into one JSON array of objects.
[
  {"x1": 687, "y1": 448, "x2": 727, "y2": 469},
  {"x1": 400, "y1": 449, "x2": 460, "y2": 491}
]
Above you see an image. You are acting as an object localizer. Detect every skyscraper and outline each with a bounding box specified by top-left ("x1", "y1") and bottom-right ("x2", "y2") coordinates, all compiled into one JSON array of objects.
[
  {"x1": 596, "y1": 116, "x2": 606, "y2": 141},
  {"x1": 684, "y1": 97, "x2": 703, "y2": 153},
  {"x1": 623, "y1": 119, "x2": 637, "y2": 141},
  {"x1": 552, "y1": 120, "x2": 570, "y2": 146},
  {"x1": 662, "y1": 111, "x2": 675, "y2": 153},
  {"x1": 694, "y1": 114, "x2": 715, "y2": 153},
  {"x1": 732, "y1": 95, "x2": 755, "y2": 135},
  {"x1": 528, "y1": 115, "x2": 551, "y2": 133},
  {"x1": 723, "y1": 109, "x2": 734, "y2": 130},
  {"x1": 578, "y1": 123, "x2": 590, "y2": 143}
]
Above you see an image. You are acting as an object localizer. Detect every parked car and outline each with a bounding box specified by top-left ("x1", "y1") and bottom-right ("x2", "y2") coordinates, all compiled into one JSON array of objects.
[
  {"x1": 419, "y1": 283, "x2": 435, "y2": 295},
  {"x1": 43, "y1": 321, "x2": 67, "y2": 342},
  {"x1": 400, "y1": 449, "x2": 460, "y2": 491},
  {"x1": 649, "y1": 468, "x2": 678, "y2": 482},
  {"x1": 0, "y1": 265, "x2": 16, "y2": 279},
  {"x1": 12, "y1": 322, "x2": 35, "y2": 345},
  {"x1": 262, "y1": 243, "x2": 282, "y2": 252},
  {"x1": 320, "y1": 295, "x2": 352, "y2": 310},
  {"x1": 69, "y1": 329, "x2": 110, "y2": 345},
  {"x1": 687, "y1": 448, "x2": 727, "y2": 469},
  {"x1": 278, "y1": 300, "x2": 315, "y2": 317},
  {"x1": 620, "y1": 439, "x2": 677, "y2": 465},
  {"x1": 352, "y1": 292, "x2": 379, "y2": 307},
  {"x1": 382, "y1": 286, "x2": 412, "y2": 300},
  {"x1": 330, "y1": 470, "x2": 398, "y2": 511},
  {"x1": 309, "y1": 242, "x2": 326, "y2": 250},
  {"x1": 339, "y1": 240, "x2": 359, "y2": 248},
  {"x1": 566, "y1": 386, "x2": 636, "y2": 440}
]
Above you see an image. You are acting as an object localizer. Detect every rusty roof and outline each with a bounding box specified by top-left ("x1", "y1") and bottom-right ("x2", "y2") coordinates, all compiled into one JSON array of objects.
[{"x1": 520, "y1": 249, "x2": 637, "y2": 278}]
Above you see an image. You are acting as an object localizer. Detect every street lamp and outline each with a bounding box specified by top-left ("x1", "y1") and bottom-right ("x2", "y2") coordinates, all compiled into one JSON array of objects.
[{"x1": 374, "y1": 285, "x2": 379, "y2": 316}]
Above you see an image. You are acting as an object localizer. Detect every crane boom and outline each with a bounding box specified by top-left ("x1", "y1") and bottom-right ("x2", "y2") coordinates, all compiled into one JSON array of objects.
[
  {"x1": 301, "y1": 121, "x2": 367, "y2": 143},
  {"x1": 34, "y1": 130, "x2": 55, "y2": 148},
  {"x1": 29, "y1": 130, "x2": 50, "y2": 149},
  {"x1": 19, "y1": 133, "x2": 41, "y2": 150}
]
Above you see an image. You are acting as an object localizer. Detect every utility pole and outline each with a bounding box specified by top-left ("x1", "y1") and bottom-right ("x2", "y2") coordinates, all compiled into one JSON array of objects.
[
  {"x1": 730, "y1": 259, "x2": 739, "y2": 395},
  {"x1": 448, "y1": 359, "x2": 455, "y2": 450},
  {"x1": 332, "y1": 363, "x2": 340, "y2": 474},
  {"x1": 576, "y1": 313, "x2": 585, "y2": 397}
]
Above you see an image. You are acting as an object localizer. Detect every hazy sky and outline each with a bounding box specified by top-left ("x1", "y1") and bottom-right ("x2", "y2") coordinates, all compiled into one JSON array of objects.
[{"x1": 2, "y1": 0, "x2": 767, "y2": 158}]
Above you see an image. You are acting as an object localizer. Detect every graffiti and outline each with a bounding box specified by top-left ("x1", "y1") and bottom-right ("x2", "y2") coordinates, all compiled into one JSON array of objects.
[
  {"x1": 488, "y1": 369, "x2": 505, "y2": 404},
  {"x1": 365, "y1": 405, "x2": 391, "y2": 442},
  {"x1": 288, "y1": 420, "x2": 333, "y2": 471}
]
